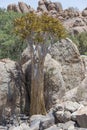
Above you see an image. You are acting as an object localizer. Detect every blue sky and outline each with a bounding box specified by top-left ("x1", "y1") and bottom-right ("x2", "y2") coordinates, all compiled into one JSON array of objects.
[{"x1": 0, "y1": 0, "x2": 87, "y2": 11}]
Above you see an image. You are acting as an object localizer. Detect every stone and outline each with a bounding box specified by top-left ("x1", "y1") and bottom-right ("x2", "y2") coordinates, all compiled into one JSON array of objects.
[
  {"x1": 76, "y1": 76, "x2": 87, "y2": 103},
  {"x1": 72, "y1": 26, "x2": 87, "y2": 34},
  {"x1": 64, "y1": 101, "x2": 81, "y2": 113},
  {"x1": 50, "y1": 38, "x2": 85, "y2": 90},
  {"x1": 73, "y1": 18, "x2": 85, "y2": 27},
  {"x1": 40, "y1": 115, "x2": 54, "y2": 129},
  {"x1": 10, "y1": 123, "x2": 30, "y2": 130},
  {"x1": 54, "y1": 110, "x2": 71, "y2": 123},
  {"x1": 57, "y1": 121, "x2": 75, "y2": 130},
  {"x1": 7, "y1": 2, "x2": 34, "y2": 13},
  {"x1": 18, "y1": 2, "x2": 29, "y2": 13},
  {"x1": 30, "y1": 122, "x2": 40, "y2": 130},
  {"x1": 54, "y1": 2, "x2": 63, "y2": 12},
  {"x1": 82, "y1": 9, "x2": 87, "y2": 16},
  {"x1": 30, "y1": 114, "x2": 54, "y2": 129},
  {"x1": 44, "y1": 54, "x2": 65, "y2": 109},
  {"x1": 48, "y1": 3, "x2": 56, "y2": 11},
  {"x1": 7, "y1": 4, "x2": 22, "y2": 13},
  {"x1": 72, "y1": 106, "x2": 87, "y2": 128},
  {"x1": 30, "y1": 115, "x2": 45, "y2": 126},
  {"x1": 0, "y1": 59, "x2": 25, "y2": 121},
  {"x1": 63, "y1": 121, "x2": 75, "y2": 130},
  {"x1": 63, "y1": 87, "x2": 78, "y2": 102},
  {"x1": 45, "y1": 125, "x2": 58, "y2": 130}
]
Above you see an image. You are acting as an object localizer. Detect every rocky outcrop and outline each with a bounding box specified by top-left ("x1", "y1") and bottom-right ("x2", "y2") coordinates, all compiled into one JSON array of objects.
[
  {"x1": 7, "y1": 0, "x2": 87, "y2": 34},
  {"x1": 7, "y1": 2, "x2": 34, "y2": 13},
  {"x1": 0, "y1": 59, "x2": 25, "y2": 120},
  {"x1": 37, "y1": 0, "x2": 63, "y2": 12}
]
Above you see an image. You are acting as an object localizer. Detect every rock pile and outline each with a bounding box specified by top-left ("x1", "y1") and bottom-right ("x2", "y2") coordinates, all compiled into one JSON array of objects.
[
  {"x1": 7, "y1": 0, "x2": 87, "y2": 34},
  {"x1": 2, "y1": 101, "x2": 87, "y2": 130},
  {"x1": 37, "y1": 0, "x2": 63, "y2": 13},
  {"x1": 7, "y1": 2, "x2": 34, "y2": 13}
]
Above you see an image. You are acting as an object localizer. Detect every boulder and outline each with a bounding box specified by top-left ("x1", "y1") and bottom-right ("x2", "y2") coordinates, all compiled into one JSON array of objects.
[
  {"x1": 44, "y1": 54, "x2": 65, "y2": 109},
  {"x1": 11, "y1": 123, "x2": 30, "y2": 130},
  {"x1": 0, "y1": 59, "x2": 25, "y2": 120},
  {"x1": 37, "y1": 0, "x2": 48, "y2": 12},
  {"x1": 30, "y1": 114, "x2": 54, "y2": 129},
  {"x1": 76, "y1": 76, "x2": 87, "y2": 103},
  {"x1": 54, "y1": 110, "x2": 71, "y2": 123},
  {"x1": 73, "y1": 18, "x2": 85, "y2": 27},
  {"x1": 37, "y1": 4, "x2": 48, "y2": 12},
  {"x1": 45, "y1": 125, "x2": 58, "y2": 130},
  {"x1": 7, "y1": 2, "x2": 34, "y2": 13},
  {"x1": 7, "y1": 4, "x2": 22, "y2": 13},
  {"x1": 58, "y1": 121, "x2": 75, "y2": 130},
  {"x1": 48, "y1": 3, "x2": 56, "y2": 11},
  {"x1": 72, "y1": 26, "x2": 87, "y2": 34},
  {"x1": 72, "y1": 106, "x2": 87, "y2": 128},
  {"x1": 54, "y1": 2, "x2": 63, "y2": 12},
  {"x1": 62, "y1": 87, "x2": 78, "y2": 102},
  {"x1": 50, "y1": 38, "x2": 85, "y2": 90},
  {"x1": 63, "y1": 17, "x2": 87, "y2": 34},
  {"x1": 82, "y1": 8, "x2": 87, "y2": 16},
  {"x1": 18, "y1": 2, "x2": 30, "y2": 13},
  {"x1": 64, "y1": 101, "x2": 81, "y2": 113}
]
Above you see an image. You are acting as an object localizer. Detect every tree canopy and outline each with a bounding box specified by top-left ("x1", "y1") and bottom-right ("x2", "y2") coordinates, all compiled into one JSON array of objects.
[{"x1": 14, "y1": 12, "x2": 66, "y2": 44}]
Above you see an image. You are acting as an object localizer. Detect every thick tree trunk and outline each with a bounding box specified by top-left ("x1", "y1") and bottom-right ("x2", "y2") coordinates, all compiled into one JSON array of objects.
[{"x1": 30, "y1": 45, "x2": 46, "y2": 115}]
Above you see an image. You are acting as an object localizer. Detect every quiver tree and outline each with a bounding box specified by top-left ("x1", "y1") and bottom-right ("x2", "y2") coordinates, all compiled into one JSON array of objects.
[{"x1": 14, "y1": 12, "x2": 66, "y2": 115}]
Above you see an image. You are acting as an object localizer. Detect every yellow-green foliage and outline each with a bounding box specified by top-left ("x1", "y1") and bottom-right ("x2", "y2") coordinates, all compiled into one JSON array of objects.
[{"x1": 14, "y1": 12, "x2": 66, "y2": 44}]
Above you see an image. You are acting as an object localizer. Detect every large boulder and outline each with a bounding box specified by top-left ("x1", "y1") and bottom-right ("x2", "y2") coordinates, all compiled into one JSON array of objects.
[
  {"x1": 0, "y1": 59, "x2": 25, "y2": 120},
  {"x1": 44, "y1": 54, "x2": 65, "y2": 109},
  {"x1": 37, "y1": 0, "x2": 63, "y2": 13},
  {"x1": 18, "y1": 2, "x2": 30, "y2": 13},
  {"x1": 7, "y1": 4, "x2": 22, "y2": 13},
  {"x1": 50, "y1": 38, "x2": 85, "y2": 90},
  {"x1": 7, "y1": 2, "x2": 34, "y2": 13}
]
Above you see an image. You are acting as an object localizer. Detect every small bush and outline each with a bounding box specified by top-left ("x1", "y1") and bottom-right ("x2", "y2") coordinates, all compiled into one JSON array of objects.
[{"x1": 69, "y1": 32, "x2": 87, "y2": 55}]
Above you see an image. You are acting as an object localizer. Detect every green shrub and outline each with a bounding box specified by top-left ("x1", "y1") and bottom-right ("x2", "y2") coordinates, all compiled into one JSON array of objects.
[
  {"x1": 0, "y1": 9, "x2": 27, "y2": 60},
  {"x1": 69, "y1": 32, "x2": 87, "y2": 55}
]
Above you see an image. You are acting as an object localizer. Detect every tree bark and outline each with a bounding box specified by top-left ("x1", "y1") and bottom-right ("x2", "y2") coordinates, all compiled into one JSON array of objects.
[{"x1": 30, "y1": 44, "x2": 46, "y2": 115}]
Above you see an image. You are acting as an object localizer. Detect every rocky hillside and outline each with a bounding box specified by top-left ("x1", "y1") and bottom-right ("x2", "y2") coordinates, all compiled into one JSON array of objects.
[
  {"x1": 7, "y1": 0, "x2": 87, "y2": 34},
  {"x1": 0, "y1": 0, "x2": 87, "y2": 130},
  {"x1": 1, "y1": 38, "x2": 87, "y2": 130}
]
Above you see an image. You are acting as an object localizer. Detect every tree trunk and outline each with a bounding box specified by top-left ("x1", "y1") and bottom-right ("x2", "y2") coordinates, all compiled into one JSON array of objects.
[{"x1": 30, "y1": 45, "x2": 46, "y2": 115}]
